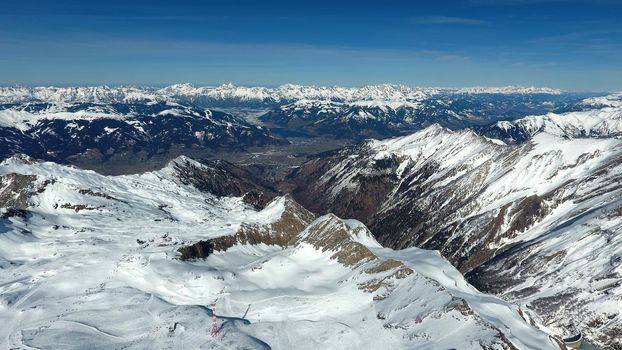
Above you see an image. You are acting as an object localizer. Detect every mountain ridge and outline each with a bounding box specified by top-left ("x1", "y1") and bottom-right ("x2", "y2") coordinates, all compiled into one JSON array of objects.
[
  {"x1": 0, "y1": 83, "x2": 567, "y2": 105},
  {"x1": 287, "y1": 117, "x2": 622, "y2": 348}
]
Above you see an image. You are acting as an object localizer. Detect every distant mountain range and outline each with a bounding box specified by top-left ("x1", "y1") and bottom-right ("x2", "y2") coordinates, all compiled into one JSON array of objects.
[
  {"x1": 0, "y1": 83, "x2": 567, "y2": 105},
  {"x1": 0, "y1": 84, "x2": 610, "y2": 165}
]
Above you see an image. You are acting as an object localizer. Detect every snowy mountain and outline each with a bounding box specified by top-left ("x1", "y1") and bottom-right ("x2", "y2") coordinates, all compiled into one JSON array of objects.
[
  {"x1": 259, "y1": 92, "x2": 588, "y2": 138},
  {"x1": 0, "y1": 84, "x2": 596, "y2": 165},
  {"x1": 0, "y1": 84, "x2": 437, "y2": 106},
  {"x1": 0, "y1": 101, "x2": 282, "y2": 163},
  {"x1": 475, "y1": 107, "x2": 622, "y2": 143},
  {"x1": 581, "y1": 92, "x2": 622, "y2": 109},
  {"x1": 1, "y1": 84, "x2": 619, "y2": 348},
  {"x1": 0, "y1": 84, "x2": 568, "y2": 106},
  {"x1": 169, "y1": 85, "x2": 600, "y2": 138},
  {"x1": 0, "y1": 155, "x2": 560, "y2": 349},
  {"x1": 259, "y1": 99, "x2": 429, "y2": 138},
  {"x1": 288, "y1": 114, "x2": 622, "y2": 348},
  {"x1": 158, "y1": 83, "x2": 438, "y2": 107},
  {"x1": 0, "y1": 86, "x2": 161, "y2": 104}
]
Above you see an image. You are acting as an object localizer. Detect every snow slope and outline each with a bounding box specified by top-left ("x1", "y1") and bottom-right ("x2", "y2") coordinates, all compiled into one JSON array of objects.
[{"x1": 0, "y1": 156, "x2": 557, "y2": 349}]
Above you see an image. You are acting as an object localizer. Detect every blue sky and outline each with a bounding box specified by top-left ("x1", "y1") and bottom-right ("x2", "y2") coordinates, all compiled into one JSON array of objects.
[{"x1": 1, "y1": 0, "x2": 620, "y2": 90}]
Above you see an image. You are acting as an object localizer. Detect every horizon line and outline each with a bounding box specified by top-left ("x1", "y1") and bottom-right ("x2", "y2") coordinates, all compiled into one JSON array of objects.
[{"x1": 0, "y1": 82, "x2": 613, "y2": 94}]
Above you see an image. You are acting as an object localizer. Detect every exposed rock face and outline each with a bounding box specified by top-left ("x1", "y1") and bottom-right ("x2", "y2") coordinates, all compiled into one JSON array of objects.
[
  {"x1": 287, "y1": 123, "x2": 622, "y2": 348},
  {"x1": 169, "y1": 156, "x2": 278, "y2": 209},
  {"x1": 177, "y1": 196, "x2": 315, "y2": 260},
  {"x1": 295, "y1": 214, "x2": 377, "y2": 267},
  {"x1": 0, "y1": 173, "x2": 37, "y2": 208},
  {"x1": 178, "y1": 240, "x2": 214, "y2": 260},
  {"x1": 287, "y1": 145, "x2": 399, "y2": 221},
  {"x1": 59, "y1": 203, "x2": 98, "y2": 212},
  {"x1": 0, "y1": 171, "x2": 52, "y2": 220}
]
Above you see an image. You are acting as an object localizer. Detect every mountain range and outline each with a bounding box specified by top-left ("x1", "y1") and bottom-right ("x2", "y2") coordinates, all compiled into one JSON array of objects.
[
  {"x1": 0, "y1": 84, "x2": 606, "y2": 166},
  {"x1": 0, "y1": 84, "x2": 565, "y2": 105},
  {"x1": 287, "y1": 103, "x2": 622, "y2": 349},
  {"x1": 1, "y1": 84, "x2": 621, "y2": 349}
]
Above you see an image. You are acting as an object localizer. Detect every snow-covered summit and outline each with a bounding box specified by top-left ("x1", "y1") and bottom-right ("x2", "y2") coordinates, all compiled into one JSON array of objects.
[{"x1": 480, "y1": 106, "x2": 622, "y2": 143}]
